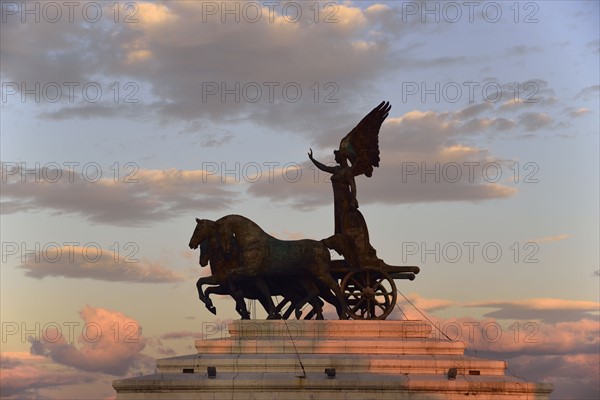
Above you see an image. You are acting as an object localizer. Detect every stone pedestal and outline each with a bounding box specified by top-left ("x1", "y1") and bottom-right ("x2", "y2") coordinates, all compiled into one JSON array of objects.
[{"x1": 113, "y1": 320, "x2": 553, "y2": 399}]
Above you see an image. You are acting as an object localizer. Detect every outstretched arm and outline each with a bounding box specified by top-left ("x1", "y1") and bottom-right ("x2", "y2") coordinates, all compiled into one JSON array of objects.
[{"x1": 308, "y1": 148, "x2": 336, "y2": 174}]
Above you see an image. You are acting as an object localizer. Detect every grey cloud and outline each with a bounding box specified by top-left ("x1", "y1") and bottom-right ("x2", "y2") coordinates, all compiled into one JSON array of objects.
[
  {"x1": 1, "y1": 163, "x2": 239, "y2": 226},
  {"x1": 517, "y1": 112, "x2": 554, "y2": 132},
  {"x1": 396, "y1": 56, "x2": 468, "y2": 69},
  {"x1": 588, "y1": 38, "x2": 600, "y2": 54},
  {"x1": 247, "y1": 108, "x2": 519, "y2": 208},
  {"x1": 454, "y1": 103, "x2": 493, "y2": 119},
  {"x1": 465, "y1": 299, "x2": 600, "y2": 324},
  {"x1": 575, "y1": 85, "x2": 600, "y2": 100},
  {"x1": 18, "y1": 246, "x2": 184, "y2": 283},
  {"x1": 199, "y1": 133, "x2": 234, "y2": 147},
  {"x1": 160, "y1": 331, "x2": 202, "y2": 340},
  {"x1": 1, "y1": 1, "x2": 401, "y2": 132},
  {"x1": 504, "y1": 355, "x2": 600, "y2": 400},
  {"x1": 0, "y1": 1, "x2": 497, "y2": 141},
  {"x1": 506, "y1": 45, "x2": 544, "y2": 55},
  {"x1": 39, "y1": 103, "x2": 143, "y2": 121}
]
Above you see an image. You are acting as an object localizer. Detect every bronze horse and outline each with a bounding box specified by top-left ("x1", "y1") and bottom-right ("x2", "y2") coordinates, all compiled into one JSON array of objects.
[
  {"x1": 198, "y1": 236, "x2": 326, "y2": 319},
  {"x1": 189, "y1": 215, "x2": 348, "y2": 319}
]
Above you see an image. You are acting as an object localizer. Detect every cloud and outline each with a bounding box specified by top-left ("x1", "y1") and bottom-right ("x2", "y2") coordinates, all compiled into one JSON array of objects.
[
  {"x1": 0, "y1": 1, "x2": 402, "y2": 133},
  {"x1": 159, "y1": 330, "x2": 202, "y2": 340},
  {"x1": 575, "y1": 85, "x2": 600, "y2": 100},
  {"x1": 454, "y1": 102, "x2": 493, "y2": 119},
  {"x1": 588, "y1": 38, "x2": 600, "y2": 54},
  {"x1": 402, "y1": 292, "x2": 454, "y2": 312},
  {"x1": 496, "y1": 80, "x2": 558, "y2": 112},
  {"x1": 517, "y1": 112, "x2": 554, "y2": 132},
  {"x1": 17, "y1": 245, "x2": 184, "y2": 283},
  {"x1": 506, "y1": 45, "x2": 544, "y2": 55},
  {"x1": 199, "y1": 133, "x2": 234, "y2": 147},
  {"x1": 160, "y1": 319, "x2": 232, "y2": 341},
  {"x1": 29, "y1": 305, "x2": 152, "y2": 376},
  {"x1": 395, "y1": 56, "x2": 468, "y2": 69},
  {"x1": 1, "y1": 163, "x2": 239, "y2": 226},
  {"x1": 0, "y1": 89, "x2": 571, "y2": 219},
  {"x1": 529, "y1": 234, "x2": 570, "y2": 243},
  {"x1": 466, "y1": 298, "x2": 600, "y2": 311},
  {"x1": 464, "y1": 298, "x2": 600, "y2": 323},
  {"x1": 506, "y1": 354, "x2": 600, "y2": 400},
  {"x1": 1, "y1": 3, "x2": 576, "y2": 150},
  {"x1": 247, "y1": 106, "x2": 521, "y2": 208},
  {"x1": 390, "y1": 298, "x2": 599, "y2": 363},
  {"x1": 389, "y1": 294, "x2": 600, "y2": 398},
  {"x1": 0, "y1": 352, "x2": 96, "y2": 397},
  {"x1": 568, "y1": 107, "x2": 591, "y2": 118}
]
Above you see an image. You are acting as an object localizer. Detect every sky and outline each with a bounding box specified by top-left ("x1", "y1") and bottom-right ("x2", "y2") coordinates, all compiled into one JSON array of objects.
[{"x1": 0, "y1": 0, "x2": 599, "y2": 398}]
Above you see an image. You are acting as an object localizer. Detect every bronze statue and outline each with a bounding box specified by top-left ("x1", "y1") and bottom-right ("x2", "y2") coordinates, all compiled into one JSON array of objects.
[
  {"x1": 189, "y1": 102, "x2": 420, "y2": 320},
  {"x1": 309, "y1": 101, "x2": 391, "y2": 264}
]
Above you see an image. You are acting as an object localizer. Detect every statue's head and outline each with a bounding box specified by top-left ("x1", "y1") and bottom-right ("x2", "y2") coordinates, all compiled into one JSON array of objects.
[
  {"x1": 336, "y1": 140, "x2": 356, "y2": 165},
  {"x1": 334, "y1": 149, "x2": 347, "y2": 164}
]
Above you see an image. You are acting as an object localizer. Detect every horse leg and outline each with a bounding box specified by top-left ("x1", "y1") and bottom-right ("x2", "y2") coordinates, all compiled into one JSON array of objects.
[
  {"x1": 293, "y1": 279, "x2": 322, "y2": 319},
  {"x1": 253, "y1": 278, "x2": 281, "y2": 319},
  {"x1": 281, "y1": 295, "x2": 299, "y2": 319},
  {"x1": 315, "y1": 272, "x2": 347, "y2": 319},
  {"x1": 228, "y1": 279, "x2": 250, "y2": 319},
  {"x1": 204, "y1": 284, "x2": 226, "y2": 315},
  {"x1": 274, "y1": 296, "x2": 292, "y2": 319},
  {"x1": 303, "y1": 296, "x2": 324, "y2": 320},
  {"x1": 311, "y1": 298, "x2": 325, "y2": 319},
  {"x1": 196, "y1": 276, "x2": 218, "y2": 305},
  {"x1": 302, "y1": 296, "x2": 324, "y2": 320}
]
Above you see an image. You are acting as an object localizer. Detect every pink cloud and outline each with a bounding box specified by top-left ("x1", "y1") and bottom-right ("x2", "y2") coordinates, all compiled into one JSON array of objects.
[
  {"x1": 528, "y1": 234, "x2": 571, "y2": 243},
  {"x1": 30, "y1": 305, "x2": 152, "y2": 376},
  {"x1": 389, "y1": 294, "x2": 599, "y2": 400},
  {"x1": 0, "y1": 352, "x2": 95, "y2": 397},
  {"x1": 402, "y1": 292, "x2": 454, "y2": 312}
]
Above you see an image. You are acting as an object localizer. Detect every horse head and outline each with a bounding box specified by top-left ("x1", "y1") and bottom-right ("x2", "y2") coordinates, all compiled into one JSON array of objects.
[{"x1": 189, "y1": 218, "x2": 216, "y2": 250}]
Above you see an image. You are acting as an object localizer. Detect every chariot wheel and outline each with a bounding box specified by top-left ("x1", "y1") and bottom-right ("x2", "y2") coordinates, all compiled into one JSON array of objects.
[{"x1": 340, "y1": 267, "x2": 397, "y2": 320}]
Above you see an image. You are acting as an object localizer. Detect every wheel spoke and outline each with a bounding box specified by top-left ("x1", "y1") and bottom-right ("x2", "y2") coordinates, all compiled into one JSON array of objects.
[
  {"x1": 350, "y1": 277, "x2": 364, "y2": 290},
  {"x1": 350, "y1": 298, "x2": 366, "y2": 313},
  {"x1": 374, "y1": 282, "x2": 392, "y2": 295}
]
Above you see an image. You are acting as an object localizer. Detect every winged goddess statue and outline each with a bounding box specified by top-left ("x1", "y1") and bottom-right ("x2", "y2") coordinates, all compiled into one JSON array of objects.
[{"x1": 308, "y1": 101, "x2": 391, "y2": 262}]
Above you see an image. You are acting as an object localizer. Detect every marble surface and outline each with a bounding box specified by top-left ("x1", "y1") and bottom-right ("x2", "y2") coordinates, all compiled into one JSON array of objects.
[{"x1": 113, "y1": 320, "x2": 553, "y2": 399}]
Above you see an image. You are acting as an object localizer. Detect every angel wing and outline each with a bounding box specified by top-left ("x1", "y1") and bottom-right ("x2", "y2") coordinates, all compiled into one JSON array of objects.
[{"x1": 339, "y1": 101, "x2": 391, "y2": 177}]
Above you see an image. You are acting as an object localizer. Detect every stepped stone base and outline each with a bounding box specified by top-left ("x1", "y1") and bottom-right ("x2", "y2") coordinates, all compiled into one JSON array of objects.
[{"x1": 113, "y1": 320, "x2": 553, "y2": 399}]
